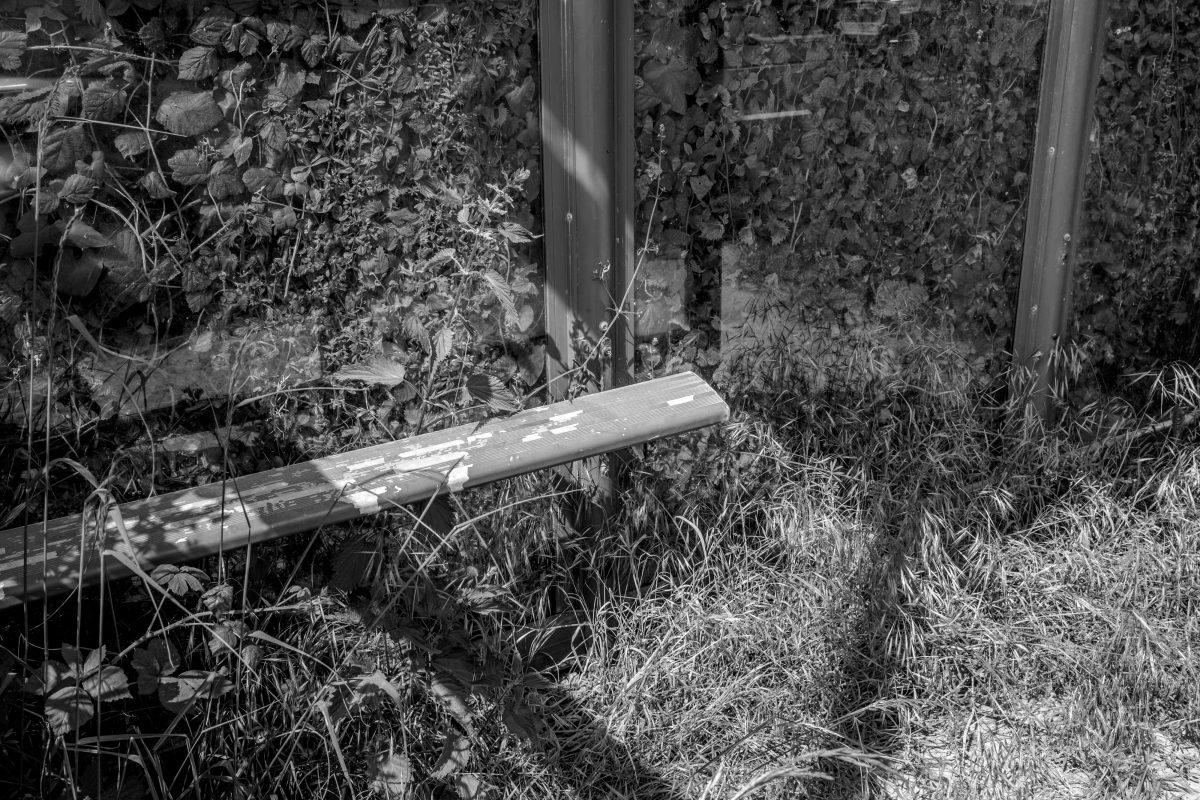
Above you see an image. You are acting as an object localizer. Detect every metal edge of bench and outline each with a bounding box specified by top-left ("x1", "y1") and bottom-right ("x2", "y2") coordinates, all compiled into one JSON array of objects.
[{"x1": 0, "y1": 372, "x2": 729, "y2": 609}]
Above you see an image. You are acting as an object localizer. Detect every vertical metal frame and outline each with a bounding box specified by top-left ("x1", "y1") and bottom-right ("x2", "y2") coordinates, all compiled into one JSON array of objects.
[
  {"x1": 1013, "y1": 0, "x2": 1109, "y2": 419},
  {"x1": 538, "y1": 0, "x2": 635, "y2": 400}
]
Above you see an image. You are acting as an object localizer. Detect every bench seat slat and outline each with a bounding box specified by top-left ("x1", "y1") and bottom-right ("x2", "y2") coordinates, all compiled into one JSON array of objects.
[{"x1": 0, "y1": 373, "x2": 728, "y2": 608}]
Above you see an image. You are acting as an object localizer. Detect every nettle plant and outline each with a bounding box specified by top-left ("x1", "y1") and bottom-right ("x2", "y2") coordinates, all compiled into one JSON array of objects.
[{"x1": 0, "y1": 0, "x2": 542, "y2": 426}]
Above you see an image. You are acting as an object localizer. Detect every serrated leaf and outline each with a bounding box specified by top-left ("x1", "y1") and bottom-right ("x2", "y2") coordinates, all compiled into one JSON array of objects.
[
  {"x1": 82, "y1": 81, "x2": 126, "y2": 122},
  {"x1": 481, "y1": 269, "x2": 518, "y2": 328},
  {"x1": 265, "y1": 20, "x2": 304, "y2": 50},
  {"x1": 0, "y1": 30, "x2": 27, "y2": 71},
  {"x1": 431, "y1": 733, "x2": 472, "y2": 779},
  {"x1": 267, "y1": 63, "x2": 306, "y2": 107},
  {"x1": 167, "y1": 148, "x2": 210, "y2": 185},
  {"x1": 642, "y1": 57, "x2": 700, "y2": 114},
  {"x1": 207, "y1": 158, "x2": 244, "y2": 199},
  {"x1": 46, "y1": 686, "x2": 93, "y2": 736},
  {"x1": 59, "y1": 173, "x2": 95, "y2": 204},
  {"x1": 138, "y1": 17, "x2": 166, "y2": 51},
  {"x1": 113, "y1": 130, "x2": 152, "y2": 159},
  {"x1": 427, "y1": 247, "x2": 457, "y2": 269},
  {"x1": 432, "y1": 327, "x2": 453, "y2": 371},
  {"x1": 333, "y1": 357, "x2": 408, "y2": 387},
  {"x1": 150, "y1": 563, "x2": 207, "y2": 595},
  {"x1": 78, "y1": 0, "x2": 106, "y2": 26},
  {"x1": 0, "y1": 85, "x2": 51, "y2": 125},
  {"x1": 24, "y1": 660, "x2": 70, "y2": 696},
  {"x1": 369, "y1": 751, "x2": 412, "y2": 800},
  {"x1": 139, "y1": 170, "x2": 175, "y2": 198},
  {"x1": 42, "y1": 125, "x2": 90, "y2": 174},
  {"x1": 191, "y1": 7, "x2": 234, "y2": 46},
  {"x1": 131, "y1": 638, "x2": 180, "y2": 695},
  {"x1": 242, "y1": 166, "x2": 282, "y2": 197},
  {"x1": 207, "y1": 620, "x2": 247, "y2": 656},
  {"x1": 80, "y1": 665, "x2": 131, "y2": 703},
  {"x1": 465, "y1": 373, "x2": 518, "y2": 413},
  {"x1": 178, "y1": 46, "x2": 218, "y2": 80},
  {"x1": 201, "y1": 582, "x2": 232, "y2": 613},
  {"x1": 64, "y1": 221, "x2": 113, "y2": 249},
  {"x1": 155, "y1": 91, "x2": 223, "y2": 136},
  {"x1": 157, "y1": 670, "x2": 233, "y2": 714},
  {"x1": 300, "y1": 35, "x2": 326, "y2": 67}
]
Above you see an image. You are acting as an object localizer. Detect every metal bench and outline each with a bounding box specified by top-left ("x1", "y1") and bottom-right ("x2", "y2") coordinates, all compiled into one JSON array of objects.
[{"x1": 0, "y1": 372, "x2": 728, "y2": 609}]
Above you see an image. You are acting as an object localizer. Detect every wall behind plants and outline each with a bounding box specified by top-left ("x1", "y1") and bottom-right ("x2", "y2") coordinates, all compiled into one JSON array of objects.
[
  {"x1": 633, "y1": 0, "x2": 1200, "y2": 388},
  {"x1": 1077, "y1": 0, "x2": 1200, "y2": 375},
  {"x1": 0, "y1": 0, "x2": 542, "y2": 445},
  {"x1": 632, "y1": 0, "x2": 1046, "y2": 383}
]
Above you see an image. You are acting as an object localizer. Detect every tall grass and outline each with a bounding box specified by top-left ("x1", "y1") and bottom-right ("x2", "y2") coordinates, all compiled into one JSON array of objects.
[{"x1": 4, "y1": 335, "x2": 1200, "y2": 799}]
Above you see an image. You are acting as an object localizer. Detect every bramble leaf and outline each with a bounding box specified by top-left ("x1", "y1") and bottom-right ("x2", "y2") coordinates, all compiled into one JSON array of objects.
[
  {"x1": 155, "y1": 91, "x2": 223, "y2": 136},
  {"x1": 80, "y1": 665, "x2": 131, "y2": 703},
  {"x1": 157, "y1": 670, "x2": 233, "y2": 714},
  {"x1": 81, "y1": 81, "x2": 125, "y2": 121},
  {"x1": 113, "y1": 130, "x2": 152, "y2": 160},
  {"x1": 139, "y1": 170, "x2": 175, "y2": 199},
  {"x1": 167, "y1": 148, "x2": 210, "y2": 186},
  {"x1": 191, "y1": 7, "x2": 235, "y2": 46},
  {"x1": 131, "y1": 637, "x2": 180, "y2": 694},
  {"x1": 46, "y1": 686, "x2": 93, "y2": 736},
  {"x1": 0, "y1": 30, "x2": 26, "y2": 71},
  {"x1": 178, "y1": 46, "x2": 218, "y2": 80}
]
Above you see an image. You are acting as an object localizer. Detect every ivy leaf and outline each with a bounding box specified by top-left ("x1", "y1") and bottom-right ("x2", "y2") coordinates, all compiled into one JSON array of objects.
[
  {"x1": 178, "y1": 46, "x2": 218, "y2": 80},
  {"x1": 130, "y1": 638, "x2": 180, "y2": 695},
  {"x1": 41, "y1": 125, "x2": 90, "y2": 174},
  {"x1": 167, "y1": 148, "x2": 211, "y2": 185},
  {"x1": 465, "y1": 373, "x2": 518, "y2": 413},
  {"x1": 332, "y1": 357, "x2": 408, "y2": 387},
  {"x1": 156, "y1": 670, "x2": 233, "y2": 714},
  {"x1": 139, "y1": 170, "x2": 175, "y2": 198},
  {"x1": 642, "y1": 57, "x2": 700, "y2": 114},
  {"x1": 155, "y1": 91, "x2": 223, "y2": 136},
  {"x1": 81, "y1": 81, "x2": 126, "y2": 122},
  {"x1": 190, "y1": 7, "x2": 235, "y2": 46},
  {"x1": 80, "y1": 665, "x2": 131, "y2": 703},
  {"x1": 46, "y1": 686, "x2": 93, "y2": 736},
  {"x1": 0, "y1": 30, "x2": 27, "y2": 71},
  {"x1": 242, "y1": 166, "x2": 282, "y2": 197}
]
